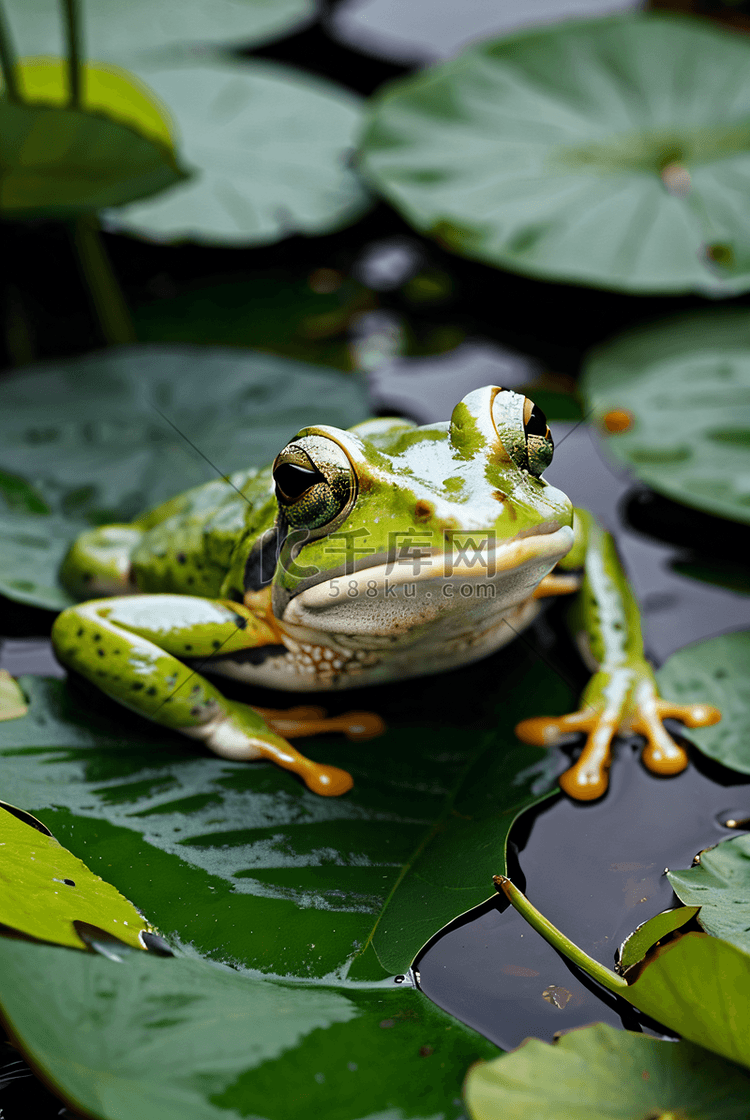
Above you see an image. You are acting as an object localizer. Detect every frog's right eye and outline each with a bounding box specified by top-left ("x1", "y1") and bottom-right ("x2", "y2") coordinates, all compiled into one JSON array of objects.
[{"x1": 273, "y1": 437, "x2": 355, "y2": 530}]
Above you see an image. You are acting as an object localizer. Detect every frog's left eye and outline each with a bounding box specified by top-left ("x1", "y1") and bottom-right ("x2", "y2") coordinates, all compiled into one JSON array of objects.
[
  {"x1": 273, "y1": 436, "x2": 355, "y2": 531},
  {"x1": 523, "y1": 398, "x2": 554, "y2": 477}
]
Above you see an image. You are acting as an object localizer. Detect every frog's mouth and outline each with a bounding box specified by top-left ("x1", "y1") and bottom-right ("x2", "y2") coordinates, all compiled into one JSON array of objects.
[{"x1": 276, "y1": 523, "x2": 574, "y2": 638}]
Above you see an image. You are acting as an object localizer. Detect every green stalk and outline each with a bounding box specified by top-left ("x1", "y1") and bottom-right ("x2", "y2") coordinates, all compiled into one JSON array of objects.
[
  {"x1": 73, "y1": 215, "x2": 136, "y2": 345},
  {"x1": 0, "y1": 0, "x2": 21, "y2": 103},
  {"x1": 62, "y1": 0, "x2": 83, "y2": 108},
  {"x1": 493, "y1": 875, "x2": 627, "y2": 993}
]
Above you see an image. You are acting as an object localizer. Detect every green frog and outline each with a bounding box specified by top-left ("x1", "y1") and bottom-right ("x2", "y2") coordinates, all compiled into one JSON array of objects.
[{"x1": 51, "y1": 386, "x2": 719, "y2": 800}]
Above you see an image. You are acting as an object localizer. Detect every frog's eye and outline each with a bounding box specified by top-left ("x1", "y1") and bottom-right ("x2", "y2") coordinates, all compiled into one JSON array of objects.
[
  {"x1": 272, "y1": 436, "x2": 355, "y2": 531},
  {"x1": 522, "y1": 398, "x2": 554, "y2": 478}
]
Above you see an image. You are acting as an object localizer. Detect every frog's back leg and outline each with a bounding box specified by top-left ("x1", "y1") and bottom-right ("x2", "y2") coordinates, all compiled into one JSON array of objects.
[
  {"x1": 52, "y1": 595, "x2": 353, "y2": 796},
  {"x1": 60, "y1": 526, "x2": 143, "y2": 599}
]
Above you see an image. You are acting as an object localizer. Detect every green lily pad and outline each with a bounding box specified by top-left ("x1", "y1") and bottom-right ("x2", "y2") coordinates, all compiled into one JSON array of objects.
[
  {"x1": 0, "y1": 660, "x2": 565, "y2": 980},
  {"x1": 105, "y1": 59, "x2": 370, "y2": 245},
  {"x1": 656, "y1": 631, "x2": 750, "y2": 773},
  {"x1": 625, "y1": 930, "x2": 750, "y2": 1068},
  {"x1": 0, "y1": 800, "x2": 150, "y2": 950},
  {"x1": 465, "y1": 1022, "x2": 750, "y2": 1120},
  {"x1": 617, "y1": 904, "x2": 699, "y2": 972},
  {"x1": 669, "y1": 834, "x2": 750, "y2": 954},
  {"x1": 4, "y1": 0, "x2": 313, "y2": 62},
  {"x1": 0, "y1": 938, "x2": 496, "y2": 1120},
  {"x1": 582, "y1": 309, "x2": 750, "y2": 524},
  {"x1": 0, "y1": 60, "x2": 185, "y2": 216},
  {"x1": 359, "y1": 13, "x2": 750, "y2": 294},
  {"x1": 0, "y1": 345, "x2": 369, "y2": 609},
  {"x1": 0, "y1": 671, "x2": 27, "y2": 721}
]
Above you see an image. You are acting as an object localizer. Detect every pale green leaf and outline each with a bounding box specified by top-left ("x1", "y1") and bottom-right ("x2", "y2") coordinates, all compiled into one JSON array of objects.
[
  {"x1": 360, "y1": 14, "x2": 750, "y2": 294},
  {"x1": 669, "y1": 833, "x2": 750, "y2": 954}
]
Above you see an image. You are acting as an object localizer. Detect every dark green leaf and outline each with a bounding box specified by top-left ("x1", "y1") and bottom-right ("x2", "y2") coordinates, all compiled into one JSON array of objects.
[
  {"x1": 0, "y1": 468, "x2": 49, "y2": 514},
  {"x1": 5, "y1": 0, "x2": 313, "y2": 60},
  {"x1": 0, "y1": 512, "x2": 79, "y2": 611},
  {"x1": 0, "y1": 938, "x2": 497, "y2": 1120},
  {"x1": 0, "y1": 660, "x2": 565, "y2": 979},
  {"x1": 582, "y1": 309, "x2": 750, "y2": 524},
  {"x1": 617, "y1": 904, "x2": 699, "y2": 973},
  {"x1": 465, "y1": 1022, "x2": 750, "y2": 1120},
  {"x1": 360, "y1": 14, "x2": 750, "y2": 294},
  {"x1": 0, "y1": 802, "x2": 150, "y2": 949},
  {"x1": 0, "y1": 99, "x2": 184, "y2": 217},
  {"x1": 656, "y1": 631, "x2": 750, "y2": 773},
  {"x1": 669, "y1": 833, "x2": 750, "y2": 953},
  {"x1": 0, "y1": 346, "x2": 369, "y2": 608},
  {"x1": 106, "y1": 59, "x2": 370, "y2": 245}
]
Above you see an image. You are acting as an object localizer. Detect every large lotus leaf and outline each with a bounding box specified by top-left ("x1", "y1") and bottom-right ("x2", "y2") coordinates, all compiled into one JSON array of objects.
[
  {"x1": 582, "y1": 309, "x2": 750, "y2": 524},
  {"x1": 0, "y1": 938, "x2": 497, "y2": 1120},
  {"x1": 669, "y1": 834, "x2": 750, "y2": 954},
  {"x1": 105, "y1": 59, "x2": 370, "y2": 245},
  {"x1": 4, "y1": 0, "x2": 313, "y2": 62},
  {"x1": 0, "y1": 341, "x2": 367, "y2": 512},
  {"x1": 0, "y1": 59, "x2": 185, "y2": 216},
  {"x1": 656, "y1": 631, "x2": 750, "y2": 773},
  {"x1": 0, "y1": 800, "x2": 149, "y2": 950},
  {"x1": 359, "y1": 13, "x2": 750, "y2": 294},
  {"x1": 0, "y1": 657, "x2": 565, "y2": 980},
  {"x1": 0, "y1": 512, "x2": 79, "y2": 611},
  {"x1": 464, "y1": 1022, "x2": 750, "y2": 1120}
]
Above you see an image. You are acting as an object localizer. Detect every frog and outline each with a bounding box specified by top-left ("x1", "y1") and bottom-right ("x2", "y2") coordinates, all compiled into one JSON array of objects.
[{"x1": 51, "y1": 385, "x2": 719, "y2": 801}]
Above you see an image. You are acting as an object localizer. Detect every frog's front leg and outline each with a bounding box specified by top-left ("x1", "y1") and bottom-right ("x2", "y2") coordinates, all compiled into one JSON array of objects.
[
  {"x1": 51, "y1": 595, "x2": 354, "y2": 796},
  {"x1": 516, "y1": 510, "x2": 720, "y2": 800}
]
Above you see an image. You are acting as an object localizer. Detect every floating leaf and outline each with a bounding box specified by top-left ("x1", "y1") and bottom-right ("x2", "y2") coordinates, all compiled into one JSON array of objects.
[
  {"x1": 0, "y1": 801, "x2": 148, "y2": 949},
  {"x1": 0, "y1": 937, "x2": 496, "y2": 1120},
  {"x1": 617, "y1": 904, "x2": 699, "y2": 973},
  {"x1": 359, "y1": 14, "x2": 750, "y2": 294},
  {"x1": 0, "y1": 511, "x2": 81, "y2": 610},
  {"x1": 106, "y1": 59, "x2": 370, "y2": 245},
  {"x1": 465, "y1": 1022, "x2": 750, "y2": 1120},
  {"x1": 0, "y1": 672, "x2": 27, "y2": 721},
  {"x1": 0, "y1": 467, "x2": 49, "y2": 514},
  {"x1": 0, "y1": 657, "x2": 565, "y2": 980},
  {"x1": 669, "y1": 833, "x2": 750, "y2": 954},
  {"x1": 0, "y1": 345, "x2": 369, "y2": 609},
  {"x1": 4, "y1": 0, "x2": 313, "y2": 62},
  {"x1": 656, "y1": 631, "x2": 750, "y2": 773},
  {"x1": 582, "y1": 308, "x2": 750, "y2": 524},
  {"x1": 0, "y1": 58, "x2": 185, "y2": 216}
]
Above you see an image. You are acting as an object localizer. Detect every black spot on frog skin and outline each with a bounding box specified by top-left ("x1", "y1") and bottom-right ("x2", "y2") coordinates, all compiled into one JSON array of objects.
[
  {"x1": 177, "y1": 552, "x2": 187, "y2": 564},
  {"x1": 212, "y1": 640, "x2": 221, "y2": 650},
  {"x1": 63, "y1": 879, "x2": 75, "y2": 887},
  {"x1": 131, "y1": 682, "x2": 144, "y2": 691},
  {"x1": 190, "y1": 706, "x2": 202, "y2": 717},
  {"x1": 187, "y1": 576, "x2": 195, "y2": 585},
  {"x1": 147, "y1": 687, "x2": 158, "y2": 696},
  {"x1": 185, "y1": 644, "x2": 193, "y2": 651},
  {"x1": 93, "y1": 634, "x2": 101, "y2": 642},
  {"x1": 76, "y1": 627, "x2": 84, "y2": 637},
  {"x1": 97, "y1": 648, "x2": 105, "y2": 657},
  {"x1": 233, "y1": 614, "x2": 248, "y2": 630}
]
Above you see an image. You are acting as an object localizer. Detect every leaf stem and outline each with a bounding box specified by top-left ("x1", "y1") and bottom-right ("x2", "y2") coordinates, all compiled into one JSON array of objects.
[
  {"x1": 0, "y1": 0, "x2": 21, "y2": 103},
  {"x1": 61, "y1": 0, "x2": 83, "y2": 108},
  {"x1": 72, "y1": 215, "x2": 136, "y2": 345},
  {"x1": 493, "y1": 875, "x2": 627, "y2": 993}
]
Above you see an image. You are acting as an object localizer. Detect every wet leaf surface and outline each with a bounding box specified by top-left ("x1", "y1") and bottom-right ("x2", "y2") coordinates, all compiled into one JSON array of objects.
[
  {"x1": 360, "y1": 14, "x2": 750, "y2": 294},
  {"x1": 0, "y1": 346, "x2": 369, "y2": 608},
  {"x1": 582, "y1": 308, "x2": 750, "y2": 524},
  {"x1": 0, "y1": 662, "x2": 564, "y2": 979},
  {"x1": 0, "y1": 802, "x2": 149, "y2": 950},
  {"x1": 106, "y1": 59, "x2": 370, "y2": 245},
  {"x1": 464, "y1": 1021, "x2": 750, "y2": 1120},
  {"x1": 0, "y1": 938, "x2": 497, "y2": 1120},
  {"x1": 669, "y1": 833, "x2": 750, "y2": 953},
  {"x1": 656, "y1": 631, "x2": 750, "y2": 773}
]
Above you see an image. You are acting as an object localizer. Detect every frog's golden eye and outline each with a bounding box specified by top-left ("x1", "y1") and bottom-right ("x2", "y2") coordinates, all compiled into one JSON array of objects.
[
  {"x1": 273, "y1": 436, "x2": 355, "y2": 531},
  {"x1": 522, "y1": 397, "x2": 554, "y2": 478}
]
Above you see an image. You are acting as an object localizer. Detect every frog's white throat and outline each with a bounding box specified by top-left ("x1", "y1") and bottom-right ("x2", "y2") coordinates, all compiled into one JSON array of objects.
[{"x1": 279, "y1": 523, "x2": 574, "y2": 644}]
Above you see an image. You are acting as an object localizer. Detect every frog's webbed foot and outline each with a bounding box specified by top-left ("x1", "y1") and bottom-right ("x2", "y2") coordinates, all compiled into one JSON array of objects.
[
  {"x1": 252, "y1": 706, "x2": 385, "y2": 741},
  {"x1": 516, "y1": 675, "x2": 721, "y2": 802}
]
